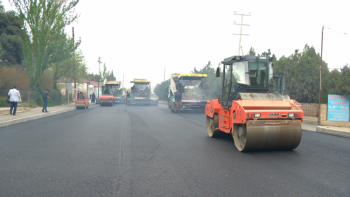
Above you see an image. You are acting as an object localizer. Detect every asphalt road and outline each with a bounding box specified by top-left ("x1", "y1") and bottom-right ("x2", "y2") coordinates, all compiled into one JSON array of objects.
[{"x1": 0, "y1": 103, "x2": 349, "y2": 196}]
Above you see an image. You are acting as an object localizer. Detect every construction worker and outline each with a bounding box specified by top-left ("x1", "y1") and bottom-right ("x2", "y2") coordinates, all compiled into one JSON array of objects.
[
  {"x1": 175, "y1": 89, "x2": 182, "y2": 110},
  {"x1": 125, "y1": 91, "x2": 131, "y2": 105},
  {"x1": 91, "y1": 93, "x2": 96, "y2": 103}
]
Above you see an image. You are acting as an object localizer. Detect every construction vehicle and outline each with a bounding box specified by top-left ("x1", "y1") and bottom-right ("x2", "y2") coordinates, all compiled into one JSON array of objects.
[
  {"x1": 99, "y1": 82, "x2": 119, "y2": 106},
  {"x1": 75, "y1": 92, "x2": 89, "y2": 109},
  {"x1": 168, "y1": 73, "x2": 207, "y2": 112},
  {"x1": 205, "y1": 55, "x2": 303, "y2": 152},
  {"x1": 106, "y1": 81, "x2": 124, "y2": 104},
  {"x1": 127, "y1": 79, "x2": 152, "y2": 105}
]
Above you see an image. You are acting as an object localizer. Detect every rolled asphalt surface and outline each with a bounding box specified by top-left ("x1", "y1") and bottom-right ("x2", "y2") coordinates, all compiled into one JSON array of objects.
[{"x1": 1, "y1": 100, "x2": 350, "y2": 138}]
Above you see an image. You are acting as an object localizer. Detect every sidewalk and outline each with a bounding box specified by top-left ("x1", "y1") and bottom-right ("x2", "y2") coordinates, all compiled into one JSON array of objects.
[
  {"x1": 316, "y1": 125, "x2": 350, "y2": 138},
  {"x1": 0, "y1": 103, "x2": 77, "y2": 128},
  {"x1": 302, "y1": 116, "x2": 350, "y2": 138},
  {"x1": 0, "y1": 107, "x2": 31, "y2": 115}
]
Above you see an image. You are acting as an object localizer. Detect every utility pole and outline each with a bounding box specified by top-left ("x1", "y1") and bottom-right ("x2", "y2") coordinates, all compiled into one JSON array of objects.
[
  {"x1": 164, "y1": 67, "x2": 166, "y2": 82},
  {"x1": 233, "y1": 11, "x2": 251, "y2": 55},
  {"x1": 318, "y1": 26, "x2": 324, "y2": 124},
  {"x1": 123, "y1": 73, "x2": 124, "y2": 88},
  {"x1": 98, "y1": 57, "x2": 102, "y2": 99},
  {"x1": 72, "y1": 27, "x2": 76, "y2": 98}
]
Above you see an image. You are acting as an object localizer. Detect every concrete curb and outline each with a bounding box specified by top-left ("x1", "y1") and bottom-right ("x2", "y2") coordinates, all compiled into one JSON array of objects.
[
  {"x1": 316, "y1": 126, "x2": 350, "y2": 138},
  {"x1": 0, "y1": 107, "x2": 75, "y2": 128}
]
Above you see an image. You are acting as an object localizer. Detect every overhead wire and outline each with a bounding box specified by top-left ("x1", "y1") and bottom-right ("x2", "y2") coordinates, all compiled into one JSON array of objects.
[{"x1": 325, "y1": 26, "x2": 350, "y2": 40}]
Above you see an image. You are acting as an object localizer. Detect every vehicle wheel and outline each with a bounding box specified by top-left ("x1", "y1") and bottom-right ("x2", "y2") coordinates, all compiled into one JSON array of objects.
[
  {"x1": 206, "y1": 114, "x2": 219, "y2": 138},
  {"x1": 233, "y1": 124, "x2": 247, "y2": 152}
]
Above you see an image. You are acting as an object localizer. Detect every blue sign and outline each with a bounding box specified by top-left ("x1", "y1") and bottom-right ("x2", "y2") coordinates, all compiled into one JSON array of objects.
[{"x1": 327, "y1": 94, "x2": 349, "y2": 122}]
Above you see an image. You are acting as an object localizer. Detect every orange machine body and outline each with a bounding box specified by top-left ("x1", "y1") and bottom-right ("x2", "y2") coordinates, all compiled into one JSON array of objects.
[
  {"x1": 205, "y1": 99, "x2": 304, "y2": 134},
  {"x1": 100, "y1": 94, "x2": 115, "y2": 106},
  {"x1": 76, "y1": 93, "x2": 89, "y2": 109}
]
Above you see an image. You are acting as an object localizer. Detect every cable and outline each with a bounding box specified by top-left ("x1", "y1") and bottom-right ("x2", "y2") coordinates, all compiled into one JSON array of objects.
[{"x1": 325, "y1": 26, "x2": 350, "y2": 40}]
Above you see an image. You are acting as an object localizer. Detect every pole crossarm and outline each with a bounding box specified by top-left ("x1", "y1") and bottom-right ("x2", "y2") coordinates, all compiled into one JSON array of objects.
[
  {"x1": 233, "y1": 12, "x2": 251, "y2": 55},
  {"x1": 233, "y1": 33, "x2": 249, "y2": 36},
  {"x1": 234, "y1": 11, "x2": 251, "y2": 16}
]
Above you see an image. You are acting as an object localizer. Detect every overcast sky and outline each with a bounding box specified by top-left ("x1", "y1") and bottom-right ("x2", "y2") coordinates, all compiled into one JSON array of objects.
[{"x1": 4, "y1": 0, "x2": 350, "y2": 88}]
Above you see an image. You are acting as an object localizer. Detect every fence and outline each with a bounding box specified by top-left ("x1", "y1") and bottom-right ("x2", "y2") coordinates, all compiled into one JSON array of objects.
[
  {"x1": 0, "y1": 90, "x2": 37, "y2": 107},
  {"x1": 301, "y1": 103, "x2": 319, "y2": 117}
]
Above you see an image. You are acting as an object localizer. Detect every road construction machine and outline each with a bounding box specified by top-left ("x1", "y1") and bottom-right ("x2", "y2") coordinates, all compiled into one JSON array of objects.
[
  {"x1": 127, "y1": 79, "x2": 152, "y2": 105},
  {"x1": 106, "y1": 81, "x2": 124, "y2": 104},
  {"x1": 99, "y1": 81, "x2": 120, "y2": 106},
  {"x1": 205, "y1": 55, "x2": 303, "y2": 152},
  {"x1": 168, "y1": 73, "x2": 207, "y2": 112}
]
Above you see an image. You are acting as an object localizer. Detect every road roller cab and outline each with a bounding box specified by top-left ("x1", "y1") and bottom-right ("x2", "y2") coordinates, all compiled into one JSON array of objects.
[{"x1": 205, "y1": 55, "x2": 303, "y2": 152}]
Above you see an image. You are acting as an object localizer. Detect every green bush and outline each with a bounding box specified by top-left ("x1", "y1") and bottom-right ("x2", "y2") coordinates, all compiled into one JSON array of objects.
[
  {"x1": 48, "y1": 89, "x2": 62, "y2": 106},
  {"x1": 18, "y1": 100, "x2": 37, "y2": 108},
  {"x1": 0, "y1": 97, "x2": 11, "y2": 107},
  {"x1": 35, "y1": 90, "x2": 44, "y2": 106}
]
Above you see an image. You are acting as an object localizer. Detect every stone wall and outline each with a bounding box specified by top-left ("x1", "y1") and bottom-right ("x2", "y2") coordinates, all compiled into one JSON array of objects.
[{"x1": 319, "y1": 104, "x2": 350, "y2": 127}]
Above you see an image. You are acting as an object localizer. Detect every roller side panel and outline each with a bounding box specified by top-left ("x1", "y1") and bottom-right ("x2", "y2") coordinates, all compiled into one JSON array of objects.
[
  {"x1": 218, "y1": 108, "x2": 231, "y2": 133},
  {"x1": 205, "y1": 99, "x2": 221, "y2": 118}
]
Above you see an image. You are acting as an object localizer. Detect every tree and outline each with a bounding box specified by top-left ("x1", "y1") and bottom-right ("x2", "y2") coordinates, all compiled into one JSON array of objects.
[
  {"x1": 0, "y1": 66, "x2": 31, "y2": 93},
  {"x1": 248, "y1": 47, "x2": 256, "y2": 56},
  {"x1": 154, "y1": 79, "x2": 170, "y2": 101},
  {"x1": 51, "y1": 35, "x2": 80, "y2": 89},
  {"x1": 261, "y1": 48, "x2": 277, "y2": 62},
  {"x1": 274, "y1": 44, "x2": 329, "y2": 103},
  {"x1": 86, "y1": 73, "x2": 99, "y2": 82},
  {"x1": 0, "y1": 3, "x2": 24, "y2": 67},
  {"x1": 11, "y1": 0, "x2": 80, "y2": 90},
  {"x1": 0, "y1": 1, "x2": 4, "y2": 12},
  {"x1": 99, "y1": 63, "x2": 108, "y2": 83},
  {"x1": 106, "y1": 70, "x2": 116, "y2": 81},
  {"x1": 62, "y1": 50, "x2": 87, "y2": 84},
  {"x1": 326, "y1": 64, "x2": 350, "y2": 97}
]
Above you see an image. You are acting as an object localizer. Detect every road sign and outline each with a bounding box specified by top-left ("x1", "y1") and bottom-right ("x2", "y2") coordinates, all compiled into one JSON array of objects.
[
  {"x1": 327, "y1": 94, "x2": 349, "y2": 122},
  {"x1": 66, "y1": 83, "x2": 72, "y2": 90}
]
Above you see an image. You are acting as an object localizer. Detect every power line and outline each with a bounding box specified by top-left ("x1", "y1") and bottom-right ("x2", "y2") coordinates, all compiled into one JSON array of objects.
[{"x1": 325, "y1": 26, "x2": 350, "y2": 40}]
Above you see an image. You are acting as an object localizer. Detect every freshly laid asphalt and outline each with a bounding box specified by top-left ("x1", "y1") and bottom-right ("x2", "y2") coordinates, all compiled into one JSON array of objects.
[{"x1": 0, "y1": 103, "x2": 349, "y2": 196}]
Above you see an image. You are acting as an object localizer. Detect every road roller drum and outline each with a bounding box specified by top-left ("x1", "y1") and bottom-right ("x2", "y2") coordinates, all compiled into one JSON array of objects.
[{"x1": 233, "y1": 120, "x2": 302, "y2": 151}]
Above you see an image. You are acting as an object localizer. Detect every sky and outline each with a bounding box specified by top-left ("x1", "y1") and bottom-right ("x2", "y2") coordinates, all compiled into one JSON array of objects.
[{"x1": 3, "y1": 0, "x2": 350, "y2": 88}]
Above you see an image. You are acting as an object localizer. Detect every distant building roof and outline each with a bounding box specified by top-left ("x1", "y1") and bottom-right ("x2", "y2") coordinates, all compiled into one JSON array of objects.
[
  {"x1": 89, "y1": 81, "x2": 102, "y2": 87},
  {"x1": 57, "y1": 78, "x2": 91, "y2": 84}
]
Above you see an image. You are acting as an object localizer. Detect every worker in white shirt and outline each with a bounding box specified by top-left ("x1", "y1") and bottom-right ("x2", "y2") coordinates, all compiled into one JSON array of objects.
[{"x1": 8, "y1": 86, "x2": 21, "y2": 116}]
